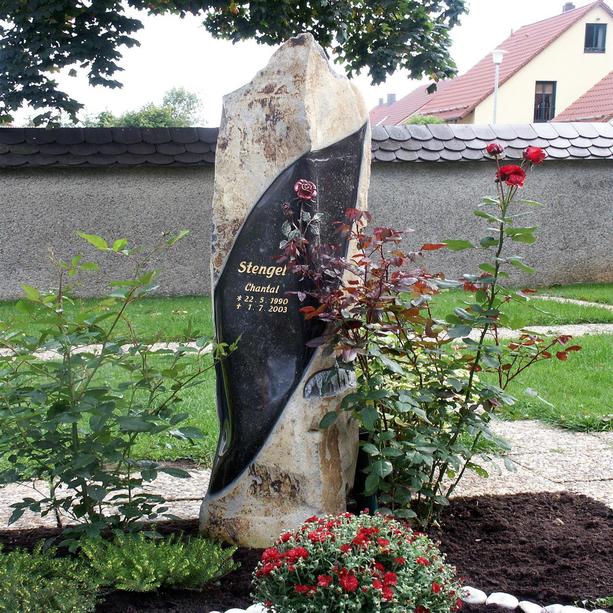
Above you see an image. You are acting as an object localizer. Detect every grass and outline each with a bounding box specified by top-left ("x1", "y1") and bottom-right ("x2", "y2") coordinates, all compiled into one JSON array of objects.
[
  {"x1": 0, "y1": 282, "x2": 610, "y2": 470},
  {"x1": 487, "y1": 334, "x2": 613, "y2": 431},
  {"x1": 429, "y1": 290, "x2": 613, "y2": 328},
  {"x1": 0, "y1": 296, "x2": 213, "y2": 343},
  {"x1": 1, "y1": 285, "x2": 611, "y2": 345},
  {"x1": 543, "y1": 282, "x2": 613, "y2": 305}
]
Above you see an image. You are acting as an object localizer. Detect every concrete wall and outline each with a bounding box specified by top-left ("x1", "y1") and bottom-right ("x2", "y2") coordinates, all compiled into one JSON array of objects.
[{"x1": 0, "y1": 160, "x2": 611, "y2": 300}]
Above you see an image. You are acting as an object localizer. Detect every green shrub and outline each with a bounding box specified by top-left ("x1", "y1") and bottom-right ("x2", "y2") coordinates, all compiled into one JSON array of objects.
[
  {"x1": 0, "y1": 544, "x2": 99, "y2": 613},
  {"x1": 405, "y1": 114, "x2": 445, "y2": 124},
  {"x1": 0, "y1": 232, "x2": 235, "y2": 546},
  {"x1": 80, "y1": 532, "x2": 238, "y2": 592}
]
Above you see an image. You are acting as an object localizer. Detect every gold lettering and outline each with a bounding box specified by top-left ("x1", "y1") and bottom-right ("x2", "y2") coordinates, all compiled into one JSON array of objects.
[{"x1": 237, "y1": 260, "x2": 288, "y2": 278}]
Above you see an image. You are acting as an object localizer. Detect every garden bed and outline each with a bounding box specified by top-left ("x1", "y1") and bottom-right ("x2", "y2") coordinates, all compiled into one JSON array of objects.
[{"x1": 0, "y1": 492, "x2": 610, "y2": 612}]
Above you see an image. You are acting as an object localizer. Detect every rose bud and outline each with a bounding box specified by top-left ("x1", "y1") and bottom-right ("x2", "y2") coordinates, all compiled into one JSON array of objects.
[
  {"x1": 486, "y1": 143, "x2": 504, "y2": 157},
  {"x1": 523, "y1": 146, "x2": 547, "y2": 165}
]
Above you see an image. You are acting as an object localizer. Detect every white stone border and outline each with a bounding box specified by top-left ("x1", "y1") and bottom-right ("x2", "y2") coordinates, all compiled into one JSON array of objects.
[
  {"x1": 207, "y1": 589, "x2": 612, "y2": 613},
  {"x1": 460, "y1": 587, "x2": 610, "y2": 613}
]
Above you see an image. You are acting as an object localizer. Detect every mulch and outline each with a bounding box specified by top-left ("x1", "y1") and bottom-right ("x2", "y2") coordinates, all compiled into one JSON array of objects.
[{"x1": 0, "y1": 492, "x2": 610, "y2": 612}]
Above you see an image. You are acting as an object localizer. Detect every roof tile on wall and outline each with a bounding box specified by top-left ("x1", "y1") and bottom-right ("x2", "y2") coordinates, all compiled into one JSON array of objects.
[
  {"x1": 1, "y1": 123, "x2": 613, "y2": 167},
  {"x1": 0, "y1": 127, "x2": 218, "y2": 167}
]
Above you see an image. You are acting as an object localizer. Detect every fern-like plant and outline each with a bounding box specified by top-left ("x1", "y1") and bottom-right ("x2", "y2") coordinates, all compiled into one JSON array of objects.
[{"x1": 80, "y1": 532, "x2": 238, "y2": 592}]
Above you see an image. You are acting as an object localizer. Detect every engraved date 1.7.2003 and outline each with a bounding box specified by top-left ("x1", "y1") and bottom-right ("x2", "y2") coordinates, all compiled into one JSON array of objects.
[{"x1": 235, "y1": 294, "x2": 289, "y2": 313}]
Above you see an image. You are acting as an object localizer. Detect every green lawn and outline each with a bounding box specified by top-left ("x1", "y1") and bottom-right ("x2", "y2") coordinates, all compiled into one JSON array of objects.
[
  {"x1": 1, "y1": 284, "x2": 611, "y2": 345},
  {"x1": 429, "y1": 290, "x2": 613, "y2": 328},
  {"x1": 0, "y1": 283, "x2": 610, "y2": 470},
  {"x1": 0, "y1": 296, "x2": 213, "y2": 343},
  {"x1": 543, "y1": 282, "x2": 613, "y2": 305},
  {"x1": 486, "y1": 334, "x2": 613, "y2": 432}
]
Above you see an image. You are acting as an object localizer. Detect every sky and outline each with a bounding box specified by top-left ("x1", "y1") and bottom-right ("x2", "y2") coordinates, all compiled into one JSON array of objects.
[{"x1": 14, "y1": 0, "x2": 592, "y2": 126}]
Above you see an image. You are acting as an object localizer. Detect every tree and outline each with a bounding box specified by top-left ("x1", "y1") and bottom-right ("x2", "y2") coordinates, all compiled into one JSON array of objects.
[
  {"x1": 83, "y1": 88, "x2": 204, "y2": 127},
  {"x1": 0, "y1": 1, "x2": 466, "y2": 125}
]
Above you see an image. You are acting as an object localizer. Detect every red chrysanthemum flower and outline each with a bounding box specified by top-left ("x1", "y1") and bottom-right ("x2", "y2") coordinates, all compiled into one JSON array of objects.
[{"x1": 317, "y1": 575, "x2": 333, "y2": 587}]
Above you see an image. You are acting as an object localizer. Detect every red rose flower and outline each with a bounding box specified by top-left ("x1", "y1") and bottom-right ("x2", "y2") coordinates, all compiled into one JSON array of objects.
[
  {"x1": 486, "y1": 143, "x2": 504, "y2": 156},
  {"x1": 294, "y1": 179, "x2": 317, "y2": 201},
  {"x1": 317, "y1": 575, "x2": 333, "y2": 588},
  {"x1": 432, "y1": 581, "x2": 443, "y2": 594},
  {"x1": 523, "y1": 146, "x2": 546, "y2": 165},
  {"x1": 496, "y1": 164, "x2": 526, "y2": 187},
  {"x1": 416, "y1": 556, "x2": 430, "y2": 566}
]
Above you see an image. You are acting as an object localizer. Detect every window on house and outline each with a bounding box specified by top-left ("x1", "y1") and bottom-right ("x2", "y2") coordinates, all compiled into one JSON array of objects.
[
  {"x1": 585, "y1": 23, "x2": 607, "y2": 52},
  {"x1": 534, "y1": 82, "x2": 556, "y2": 122}
]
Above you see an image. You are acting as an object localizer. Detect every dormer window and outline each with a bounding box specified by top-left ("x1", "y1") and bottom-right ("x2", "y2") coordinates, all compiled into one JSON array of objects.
[{"x1": 585, "y1": 23, "x2": 607, "y2": 53}]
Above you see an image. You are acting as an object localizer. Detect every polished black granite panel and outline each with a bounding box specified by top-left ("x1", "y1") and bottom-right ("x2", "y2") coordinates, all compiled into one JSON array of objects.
[{"x1": 208, "y1": 124, "x2": 367, "y2": 494}]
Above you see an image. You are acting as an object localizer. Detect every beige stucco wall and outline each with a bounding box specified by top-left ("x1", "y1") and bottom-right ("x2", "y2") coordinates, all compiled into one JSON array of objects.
[{"x1": 473, "y1": 5, "x2": 613, "y2": 124}]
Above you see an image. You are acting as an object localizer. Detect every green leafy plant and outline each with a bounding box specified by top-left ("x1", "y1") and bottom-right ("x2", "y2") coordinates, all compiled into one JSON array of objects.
[
  {"x1": 0, "y1": 232, "x2": 235, "y2": 545},
  {"x1": 1, "y1": 1, "x2": 465, "y2": 124},
  {"x1": 0, "y1": 544, "x2": 99, "y2": 613},
  {"x1": 252, "y1": 511, "x2": 462, "y2": 612},
  {"x1": 405, "y1": 114, "x2": 445, "y2": 125},
  {"x1": 80, "y1": 532, "x2": 238, "y2": 592},
  {"x1": 279, "y1": 147, "x2": 582, "y2": 527}
]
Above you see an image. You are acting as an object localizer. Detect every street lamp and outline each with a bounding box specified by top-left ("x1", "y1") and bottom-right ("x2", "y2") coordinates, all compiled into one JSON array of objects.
[{"x1": 491, "y1": 49, "x2": 506, "y2": 124}]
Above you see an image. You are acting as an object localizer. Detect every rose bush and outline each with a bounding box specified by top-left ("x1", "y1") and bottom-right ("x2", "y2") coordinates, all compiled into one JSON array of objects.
[
  {"x1": 278, "y1": 145, "x2": 581, "y2": 527},
  {"x1": 252, "y1": 512, "x2": 461, "y2": 612}
]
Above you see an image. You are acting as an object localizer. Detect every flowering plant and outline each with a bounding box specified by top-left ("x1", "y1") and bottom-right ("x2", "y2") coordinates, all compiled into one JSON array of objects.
[
  {"x1": 252, "y1": 512, "x2": 461, "y2": 612},
  {"x1": 278, "y1": 144, "x2": 582, "y2": 527}
]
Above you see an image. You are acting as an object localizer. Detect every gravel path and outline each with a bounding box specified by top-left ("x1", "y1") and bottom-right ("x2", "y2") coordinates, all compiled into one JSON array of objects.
[
  {"x1": 537, "y1": 294, "x2": 613, "y2": 312},
  {"x1": 0, "y1": 420, "x2": 610, "y2": 531}
]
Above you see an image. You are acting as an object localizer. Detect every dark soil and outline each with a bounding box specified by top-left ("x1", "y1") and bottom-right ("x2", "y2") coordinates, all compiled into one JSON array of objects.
[
  {"x1": 0, "y1": 492, "x2": 610, "y2": 612},
  {"x1": 434, "y1": 492, "x2": 613, "y2": 610}
]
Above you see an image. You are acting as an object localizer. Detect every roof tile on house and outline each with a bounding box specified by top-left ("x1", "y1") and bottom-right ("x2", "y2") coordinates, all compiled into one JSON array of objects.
[
  {"x1": 418, "y1": 1, "x2": 612, "y2": 121},
  {"x1": 0, "y1": 127, "x2": 218, "y2": 167},
  {"x1": 369, "y1": 81, "x2": 452, "y2": 125},
  {"x1": 554, "y1": 70, "x2": 613, "y2": 121}
]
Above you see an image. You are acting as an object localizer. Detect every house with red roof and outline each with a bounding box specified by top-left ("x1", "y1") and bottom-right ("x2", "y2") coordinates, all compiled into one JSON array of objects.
[{"x1": 371, "y1": 1, "x2": 613, "y2": 124}]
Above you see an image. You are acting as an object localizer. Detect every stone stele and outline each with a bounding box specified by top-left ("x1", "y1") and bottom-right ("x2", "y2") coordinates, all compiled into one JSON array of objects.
[{"x1": 200, "y1": 32, "x2": 371, "y2": 548}]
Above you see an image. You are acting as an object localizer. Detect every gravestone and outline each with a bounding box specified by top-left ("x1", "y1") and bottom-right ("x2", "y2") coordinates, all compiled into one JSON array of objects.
[{"x1": 200, "y1": 33, "x2": 371, "y2": 547}]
